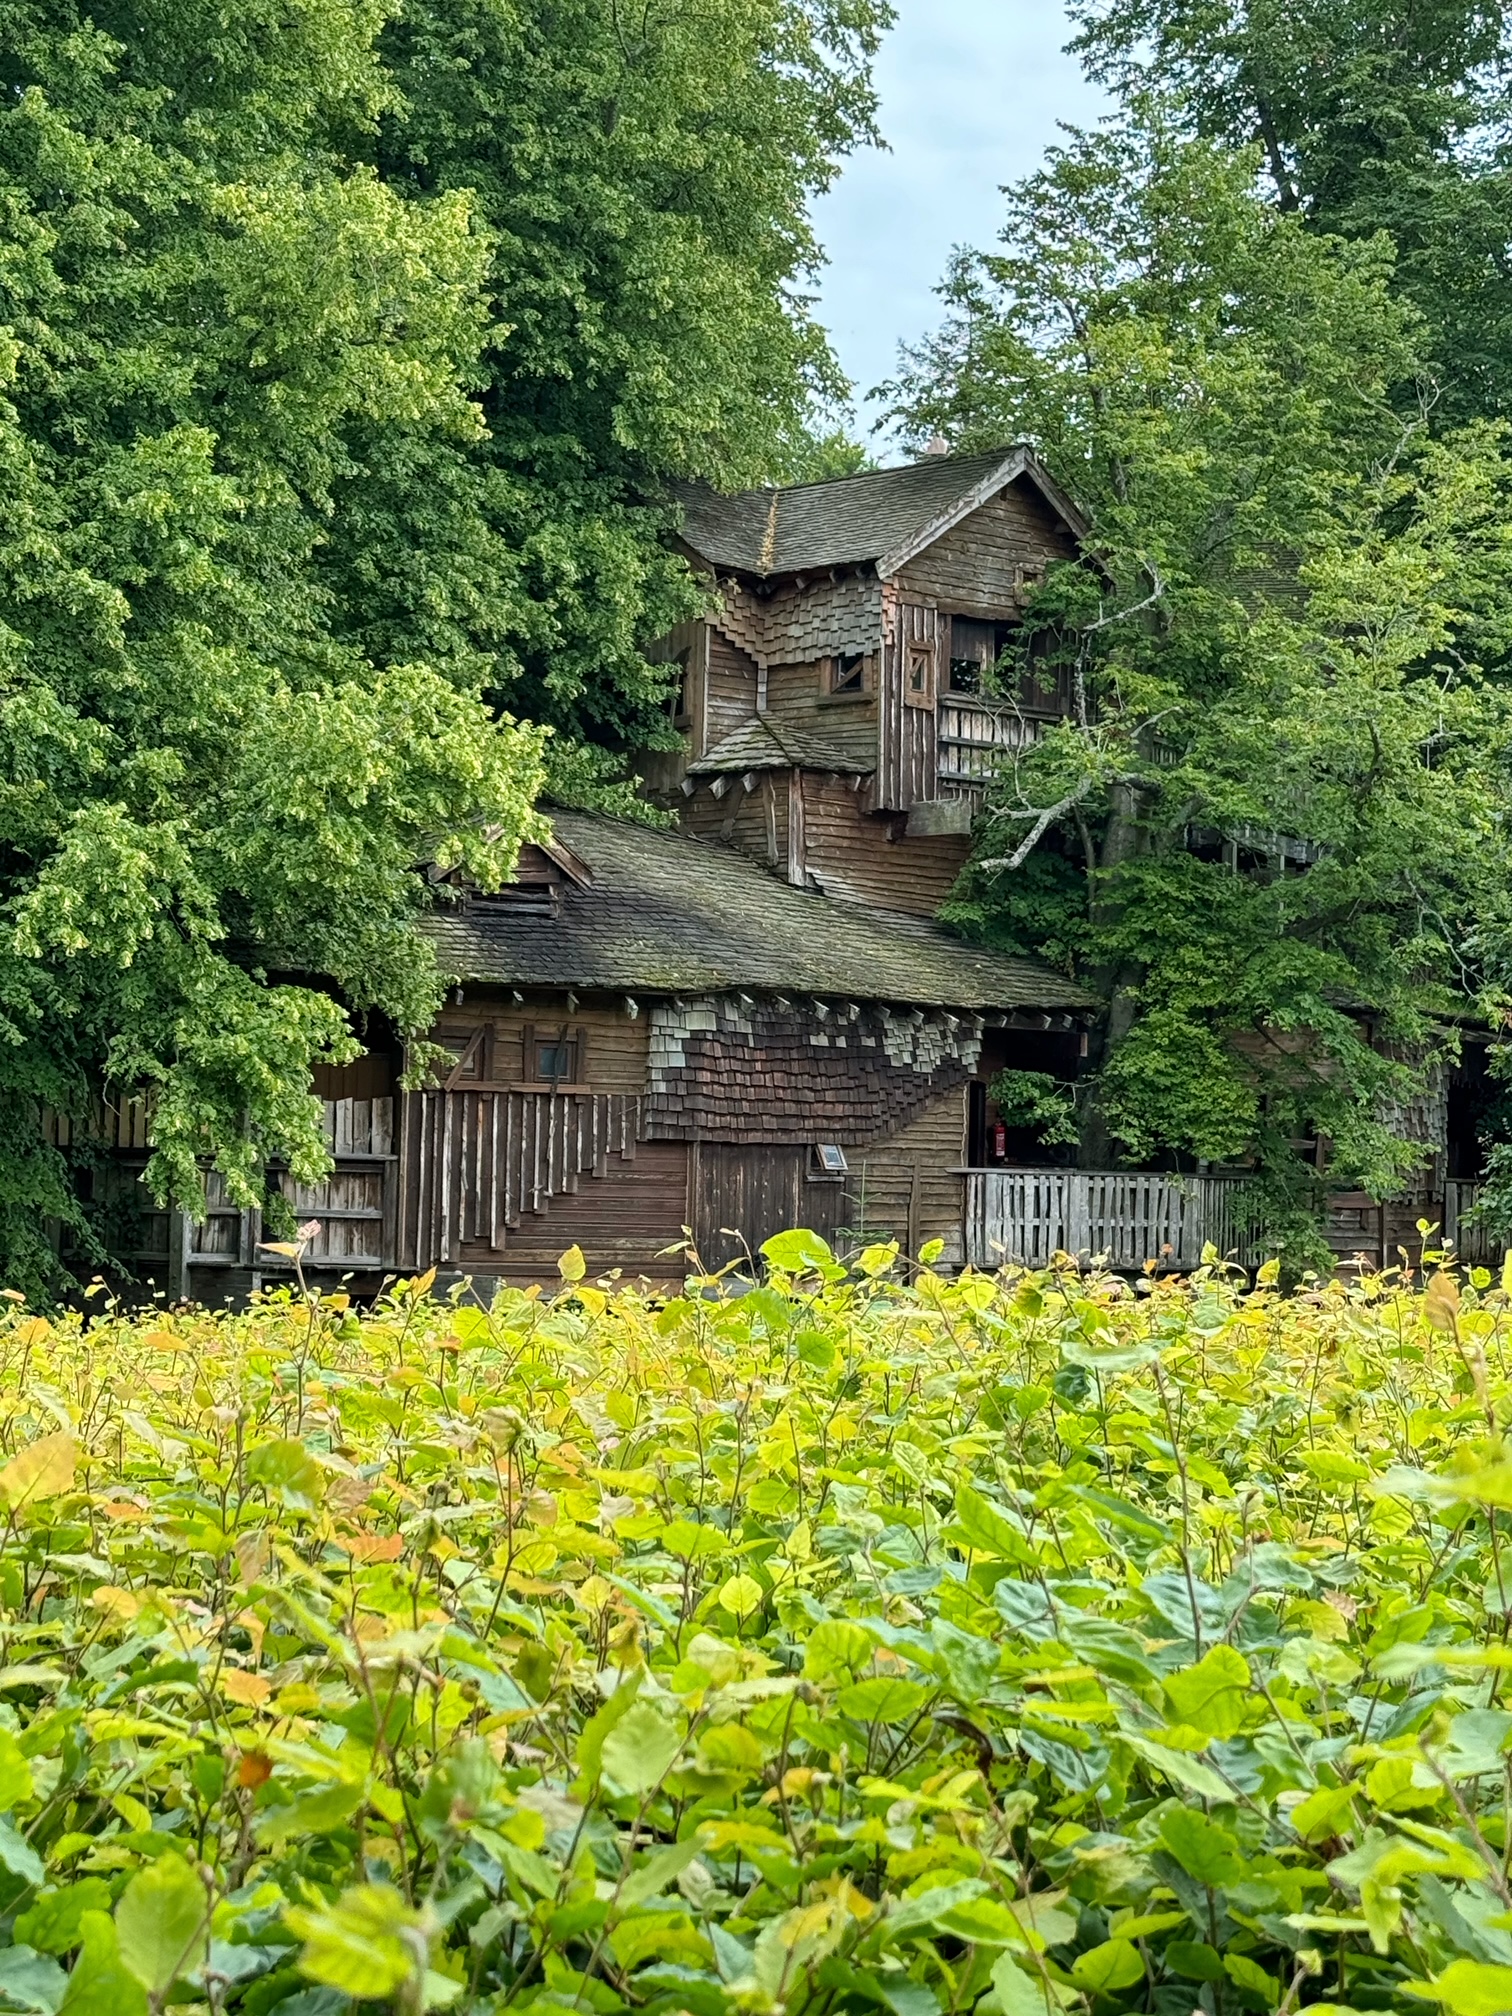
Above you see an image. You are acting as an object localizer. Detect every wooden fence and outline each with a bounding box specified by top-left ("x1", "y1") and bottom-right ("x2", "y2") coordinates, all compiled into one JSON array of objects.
[{"x1": 964, "y1": 1167, "x2": 1265, "y2": 1271}]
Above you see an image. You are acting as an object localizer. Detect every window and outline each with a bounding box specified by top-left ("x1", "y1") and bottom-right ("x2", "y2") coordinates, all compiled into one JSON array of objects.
[
  {"x1": 948, "y1": 616, "x2": 995, "y2": 695},
  {"x1": 947, "y1": 615, "x2": 1073, "y2": 716},
  {"x1": 813, "y1": 1143, "x2": 849, "y2": 1177},
  {"x1": 905, "y1": 642, "x2": 935, "y2": 708},
  {"x1": 533, "y1": 1032, "x2": 579, "y2": 1084},
  {"x1": 825, "y1": 651, "x2": 867, "y2": 696},
  {"x1": 664, "y1": 648, "x2": 692, "y2": 726}
]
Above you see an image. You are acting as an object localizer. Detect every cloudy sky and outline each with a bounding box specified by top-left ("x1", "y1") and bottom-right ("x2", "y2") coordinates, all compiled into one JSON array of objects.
[{"x1": 810, "y1": 0, "x2": 1105, "y2": 452}]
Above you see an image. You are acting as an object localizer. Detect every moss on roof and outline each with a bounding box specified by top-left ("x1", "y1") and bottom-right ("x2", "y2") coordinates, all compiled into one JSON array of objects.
[{"x1": 424, "y1": 811, "x2": 1095, "y2": 1012}]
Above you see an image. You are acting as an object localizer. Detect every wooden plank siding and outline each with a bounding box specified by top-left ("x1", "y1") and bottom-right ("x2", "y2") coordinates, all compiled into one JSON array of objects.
[
  {"x1": 844, "y1": 1086, "x2": 969, "y2": 1264},
  {"x1": 893, "y1": 478, "x2": 1079, "y2": 614},
  {"x1": 690, "y1": 1144, "x2": 846, "y2": 1271},
  {"x1": 397, "y1": 1088, "x2": 647, "y2": 1270},
  {"x1": 876, "y1": 592, "x2": 943, "y2": 811},
  {"x1": 799, "y1": 773, "x2": 971, "y2": 917}
]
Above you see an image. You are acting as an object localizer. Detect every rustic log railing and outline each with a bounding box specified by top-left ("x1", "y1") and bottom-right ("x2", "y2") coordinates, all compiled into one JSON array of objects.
[{"x1": 963, "y1": 1166, "x2": 1265, "y2": 1271}]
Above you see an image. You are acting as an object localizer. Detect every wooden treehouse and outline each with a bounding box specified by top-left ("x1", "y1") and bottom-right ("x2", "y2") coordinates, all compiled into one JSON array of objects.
[{"x1": 53, "y1": 448, "x2": 1489, "y2": 1295}]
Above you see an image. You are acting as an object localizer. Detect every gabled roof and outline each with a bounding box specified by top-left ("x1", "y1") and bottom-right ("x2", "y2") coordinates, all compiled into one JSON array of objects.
[
  {"x1": 425, "y1": 811, "x2": 1094, "y2": 1012},
  {"x1": 674, "y1": 447, "x2": 1088, "y2": 581},
  {"x1": 688, "y1": 717, "x2": 874, "y2": 777}
]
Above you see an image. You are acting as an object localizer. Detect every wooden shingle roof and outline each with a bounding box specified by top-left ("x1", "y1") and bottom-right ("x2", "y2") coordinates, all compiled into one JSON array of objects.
[
  {"x1": 675, "y1": 446, "x2": 1088, "y2": 581},
  {"x1": 425, "y1": 811, "x2": 1094, "y2": 1012},
  {"x1": 687, "y1": 718, "x2": 874, "y2": 776}
]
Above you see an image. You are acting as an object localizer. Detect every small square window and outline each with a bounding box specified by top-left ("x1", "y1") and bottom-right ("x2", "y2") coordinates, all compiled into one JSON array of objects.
[
  {"x1": 535, "y1": 1038, "x2": 577, "y2": 1084},
  {"x1": 814, "y1": 1143, "x2": 849, "y2": 1174},
  {"x1": 828, "y1": 652, "x2": 866, "y2": 695}
]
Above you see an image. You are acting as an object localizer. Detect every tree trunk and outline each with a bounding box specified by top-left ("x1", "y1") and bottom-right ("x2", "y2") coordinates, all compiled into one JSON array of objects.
[{"x1": 1078, "y1": 778, "x2": 1150, "y2": 1169}]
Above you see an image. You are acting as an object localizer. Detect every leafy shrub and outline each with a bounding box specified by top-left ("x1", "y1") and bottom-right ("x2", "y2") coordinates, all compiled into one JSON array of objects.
[{"x1": 3, "y1": 1242, "x2": 1512, "y2": 2013}]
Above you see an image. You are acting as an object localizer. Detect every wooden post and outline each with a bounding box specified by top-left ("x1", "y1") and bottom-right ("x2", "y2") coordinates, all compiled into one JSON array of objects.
[{"x1": 166, "y1": 1207, "x2": 191, "y2": 1303}]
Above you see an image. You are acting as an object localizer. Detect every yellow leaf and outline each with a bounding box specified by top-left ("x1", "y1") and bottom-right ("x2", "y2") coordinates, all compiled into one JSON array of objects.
[
  {"x1": 558, "y1": 1244, "x2": 586, "y2": 1283},
  {"x1": 142, "y1": 1329, "x2": 183, "y2": 1352},
  {"x1": 220, "y1": 1669, "x2": 272, "y2": 1708},
  {"x1": 258, "y1": 1241, "x2": 303, "y2": 1259},
  {"x1": 90, "y1": 1586, "x2": 141, "y2": 1621},
  {"x1": 12, "y1": 1318, "x2": 49, "y2": 1347},
  {"x1": 718, "y1": 1573, "x2": 764, "y2": 1620},
  {"x1": 1424, "y1": 1272, "x2": 1461, "y2": 1333},
  {"x1": 0, "y1": 1432, "x2": 77, "y2": 1510}
]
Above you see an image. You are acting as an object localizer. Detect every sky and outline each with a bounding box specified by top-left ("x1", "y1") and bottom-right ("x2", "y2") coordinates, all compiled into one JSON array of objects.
[{"x1": 810, "y1": 0, "x2": 1105, "y2": 454}]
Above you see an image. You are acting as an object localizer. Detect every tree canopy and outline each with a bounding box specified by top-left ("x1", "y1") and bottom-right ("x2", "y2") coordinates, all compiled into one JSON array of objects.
[
  {"x1": 0, "y1": 0, "x2": 887, "y2": 1293},
  {"x1": 885, "y1": 107, "x2": 1512, "y2": 1262},
  {"x1": 1068, "y1": 0, "x2": 1512, "y2": 425}
]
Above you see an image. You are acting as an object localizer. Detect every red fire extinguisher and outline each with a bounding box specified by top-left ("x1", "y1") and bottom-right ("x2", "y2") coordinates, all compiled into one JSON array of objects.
[{"x1": 990, "y1": 1120, "x2": 1008, "y2": 1161}]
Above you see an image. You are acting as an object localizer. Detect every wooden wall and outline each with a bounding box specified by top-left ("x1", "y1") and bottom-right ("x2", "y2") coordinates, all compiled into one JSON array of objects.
[
  {"x1": 461, "y1": 1140, "x2": 690, "y2": 1285},
  {"x1": 764, "y1": 657, "x2": 879, "y2": 767},
  {"x1": 430, "y1": 997, "x2": 650, "y2": 1094},
  {"x1": 690, "y1": 1144, "x2": 846, "y2": 1271},
  {"x1": 845, "y1": 1086, "x2": 969, "y2": 1266},
  {"x1": 679, "y1": 772, "x2": 790, "y2": 874},
  {"x1": 894, "y1": 478, "x2": 1079, "y2": 612},
  {"x1": 707, "y1": 627, "x2": 758, "y2": 752},
  {"x1": 876, "y1": 591, "x2": 943, "y2": 811},
  {"x1": 799, "y1": 773, "x2": 970, "y2": 917}
]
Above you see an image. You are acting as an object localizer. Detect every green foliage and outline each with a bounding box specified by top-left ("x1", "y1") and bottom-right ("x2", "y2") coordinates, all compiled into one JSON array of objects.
[
  {"x1": 373, "y1": 0, "x2": 893, "y2": 753},
  {"x1": 0, "y1": 0, "x2": 552, "y2": 1291},
  {"x1": 988, "y1": 1069, "x2": 1079, "y2": 1148},
  {"x1": 5, "y1": 1253, "x2": 1512, "y2": 2013},
  {"x1": 888, "y1": 106, "x2": 1512, "y2": 1219},
  {"x1": 1068, "y1": 0, "x2": 1512, "y2": 426}
]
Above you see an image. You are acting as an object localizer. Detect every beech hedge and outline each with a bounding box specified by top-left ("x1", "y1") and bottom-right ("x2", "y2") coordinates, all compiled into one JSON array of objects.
[{"x1": 0, "y1": 1238, "x2": 1511, "y2": 2015}]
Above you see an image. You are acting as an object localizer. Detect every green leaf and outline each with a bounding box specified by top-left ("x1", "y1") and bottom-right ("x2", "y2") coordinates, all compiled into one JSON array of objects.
[
  {"x1": 616, "y1": 1839, "x2": 705, "y2": 1911},
  {"x1": 1415, "y1": 1961, "x2": 1512, "y2": 2015},
  {"x1": 58, "y1": 1913, "x2": 148, "y2": 2016},
  {"x1": 16, "y1": 1883, "x2": 114, "y2": 1957},
  {"x1": 286, "y1": 1884, "x2": 427, "y2": 2000},
  {"x1": 1117, "y1": 1731, "x2": 1232, "y2": 1799},
  {"x1": 1167, "y1": 1941, "x2": 1227, "y2": 1982},
  {"x1": 245, "y1": 1438, "x2": 325, "y2": 1511},
  {"x1": 1163, "y1": 1644, "x2": 1251, "y2": 1738},
  {"x1": 991, "y1": 1955, "x2": 1060, "y2": 2016},
  {"x1": 836, "y1": 1678, "x2": 927, "y2": 1724},
  {"x1": 954, "y1": 1485, "x2": 1033, "y2": 1562},
  {"x1": 600, "y1": 1701, "x2": 682, "y2": 1795},
  {"x1": 803, "y1": 1620, "x2": 876, "y2": 1681},
  {"x1": 0, "y1": 1945, "x2": 66, "y2": 2015},
  {"x1": 114, "y1": 1852, "x2": 209, "y2": 1997},
  {"x1": 1071, "y1": 1940, "x2": 1145, "y2": 1993},
  {"x1": 0, "y1": 1731, "x2": 33, "y2": 1812},
  {"x1": 761, "y1": 1229, "x2": 835, "y2": 1273},
  {"x1": 1157, "y1": 1806, "x2": 1245, "y2": 1885},
  {"x1": 0, "y1": 1818, "x2": 44, "y2": 1888}
]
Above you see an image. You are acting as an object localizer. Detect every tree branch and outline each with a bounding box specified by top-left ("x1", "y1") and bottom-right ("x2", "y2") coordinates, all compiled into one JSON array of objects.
[{"x1": 979, "y1": 778, "x2": 1096, "y2": 872}]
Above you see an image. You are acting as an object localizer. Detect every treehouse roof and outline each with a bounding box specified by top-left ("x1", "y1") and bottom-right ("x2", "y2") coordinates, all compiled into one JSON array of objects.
[
  {"x1": 425, "y1": 810, "x2": 1095, "y2": 1012},
  {"x1": 674, "y1": 445, "x2": 1089, "y2": 581}
]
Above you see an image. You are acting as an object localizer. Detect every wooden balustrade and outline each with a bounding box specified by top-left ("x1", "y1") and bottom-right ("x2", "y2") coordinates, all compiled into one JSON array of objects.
[{"x1": 963, "y1": 1166, "x2": 1265, "y2": 1271}]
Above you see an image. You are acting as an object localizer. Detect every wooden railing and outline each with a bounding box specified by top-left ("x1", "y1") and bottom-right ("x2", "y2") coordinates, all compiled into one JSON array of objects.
[
  {"x1": 936, "y1": 699, "x2": 1045, "y2": 790},
  {"x1": 963, "y1": 1167, "x2": 1265, "y2": 1271},
  {"x1": 1444, "y1": 1179, "x2": 1504, "y2": 1267}
]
